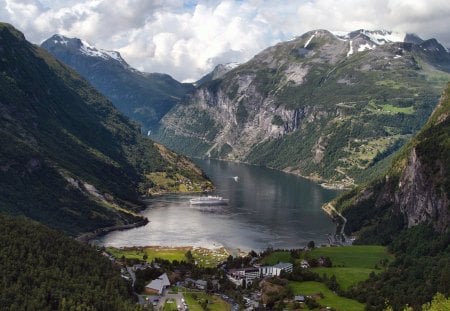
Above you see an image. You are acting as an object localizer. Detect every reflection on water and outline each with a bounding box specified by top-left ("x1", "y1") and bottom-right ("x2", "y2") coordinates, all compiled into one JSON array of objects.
[{"x1": 97, "y1": 159, "x2": 339, "y2": 252}]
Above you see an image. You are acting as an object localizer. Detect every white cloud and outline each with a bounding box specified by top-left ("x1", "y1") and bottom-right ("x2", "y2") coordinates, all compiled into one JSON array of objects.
[{"x1": 1, "y1": 0, "x2": 449, "y2": 82}]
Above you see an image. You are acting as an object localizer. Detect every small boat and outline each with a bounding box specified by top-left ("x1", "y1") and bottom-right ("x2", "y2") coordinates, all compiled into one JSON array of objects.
[
  {"x1": 189, "y1": 195, "x2": 229, "y2": 205},
  {"x1": 233, "y1": 176, "x2": 239, "y2": 182}
]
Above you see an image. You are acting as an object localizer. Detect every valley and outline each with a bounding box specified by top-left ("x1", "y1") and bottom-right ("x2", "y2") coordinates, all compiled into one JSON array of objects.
[
  {"x1": 152, "y1": 30, "x2": 450, "y2": 188},
  {"x1": 0, "y1": 18, "x2": 449, "y2": 311}
]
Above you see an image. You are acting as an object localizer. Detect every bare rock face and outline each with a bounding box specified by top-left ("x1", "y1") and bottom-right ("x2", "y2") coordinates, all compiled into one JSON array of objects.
[{"x1": 396, "y1": 148, "x2": 449, "y2": 231}]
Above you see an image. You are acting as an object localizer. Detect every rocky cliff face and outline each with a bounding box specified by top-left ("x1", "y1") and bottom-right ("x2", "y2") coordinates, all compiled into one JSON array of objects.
[
  {"x1": 396, "y1": 148, "x2": 449, "y2": 231},
  {"x1": 335, "y1": 84, "x2": 450, "y2": 242},
  {"x1": 155, "y1": 29, "x2": 450, "y2": 187}
]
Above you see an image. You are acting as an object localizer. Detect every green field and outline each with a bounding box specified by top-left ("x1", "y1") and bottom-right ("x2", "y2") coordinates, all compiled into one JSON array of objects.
[
  {"x1": 289, "y1": 281, "x2": 365, "y2": 311},
  {"x1": 106, "y1": 246, "x2": 229, "y2": 268},
  {"x1": 380, "y1": 104, "x2": 414, "y2": 114},
  {"x1": 308, "y1": 246, "x2": 393, "y2": 290},
  {"x1": 184, "y1": 292, "x2": 231, "y2": 311},
  {"x1": 107, "y1": 247, "x2": 188, "y2": 262},
  {"x1": 312, "y1": 267, "x2": 375, "y2": 290},
  {"x1": 163, "y1": 299, "x2": 179, "y2": 311},
  {"x1": 261, "y1": 251, "x2": 292, "y2": 265},
  {"x1": 309, "y1": 246, "x2": 392, "y2": 268}
]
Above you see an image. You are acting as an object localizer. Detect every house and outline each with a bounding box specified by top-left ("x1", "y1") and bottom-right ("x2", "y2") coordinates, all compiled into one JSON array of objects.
[
  {"x1": 228, "y1": 267, "x2": 261, "y2": 286},
  {"x1": 185, "y1": 278, "x2": 208, "y2": 290},
  {"x1": 273, "y1": 262, "x2": 293, "y2": 275},
  {"x1": 145, "y1": 273, "x2": 170, "y2": 295},
  {"x1": 132, "y1": 263, "x2": 150, "y2": 271},
  {"x1": 300, "y1": 260, "x2": 310, "y2": 269},
  {"x1": 294, "y1": 295, "x2": 305, "y2": 302},
  {"x1": 260, "y1": 262, "x2": 293, "y2": 276}
]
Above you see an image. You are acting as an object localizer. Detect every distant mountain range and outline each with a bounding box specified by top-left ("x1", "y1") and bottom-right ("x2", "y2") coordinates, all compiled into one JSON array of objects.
[
  {"x1": 153, "y1": 29, "x2": 450, "y2": 187},
  {"x1": 41, "y1": 29, "x2": 450, "y2": 189},
  {"x1": 41, "y1": 35, "x2": 194, "y2": 132},
  {"x1": 0, "y1": 23, "x2": 210, "y2": 235}
]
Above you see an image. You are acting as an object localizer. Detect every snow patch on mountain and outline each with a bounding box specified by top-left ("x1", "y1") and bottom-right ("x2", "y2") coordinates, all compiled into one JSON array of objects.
[
  {"x1": 49, "y1": 34, "x2": 127, "y2": 66},
  {"x1": 361, "y1": 30, "x2": 406, "y2": 45},
  {"x1": 358, "y1": 43, "x2": 376, "y2": 52},
  {"x1": 347, "y1": 40, "x2": 354, "y2": 57},
  {"x1": 304, "y1": 33, "x2": 316, "y2": 48},
  {"x1": 53, "y1": 35, "x2": 68, "y2": 46}
]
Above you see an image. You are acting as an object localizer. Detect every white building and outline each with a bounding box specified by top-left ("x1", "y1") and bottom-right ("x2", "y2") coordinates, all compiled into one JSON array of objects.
[
  {"x1": 145, "y1": 273, "x2": 170, "y2": 295},
  {"x1": 227, "y1": 262, "x2": 294, "y2": 287},
  {"x1": 260, "y1": 262, "x2": 293, "y2": 277}
]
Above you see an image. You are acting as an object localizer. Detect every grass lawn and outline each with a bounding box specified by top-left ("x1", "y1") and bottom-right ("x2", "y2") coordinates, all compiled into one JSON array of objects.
[
  {"x1": 309, "y1": 245, "x2": 393, "y2": 269},
  {"x1": 380, "y1": 103, "x2": 414, "y2": 114},
  {"x1": 107, "y1": 246, "x2": 188, "y2": 262},
  {"x1": 106, "y1": 246, "x2": 229, "y2": 267},
  {"x1": 306, "y1": 246, "x2": 394, "y2": 290},
  {"x1": 163, "y1": 299, "x2": 179, "y2": 311},
  {"x1": 312, "y1": 267, "x2": 375, "y2": 290},
  {"x1": 261, "y1": 251, "x2": 292, "y2": 265},
  {"x1": 192, "y1": 248, "x2": 229, "y2": 268},
  {"x1": 184, "y1": 292, "x2": 230, "y2": 311},
  {"x1": 289, "y1": 281, "x2": 365, "y2": 311}
]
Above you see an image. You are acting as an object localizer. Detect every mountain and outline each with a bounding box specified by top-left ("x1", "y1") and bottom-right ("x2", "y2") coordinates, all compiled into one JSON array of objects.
[
  {"x1": 41, "y1": 34, "x2": 193, "y2": 131},
  {"x1": 154, "y1": 29, "x2": 450, "y2": 188},
  {"x1": 195, "y1": 62, "x2": 240, "y2": 86},
  {"x1": 331, "y1": 84, "x2": 450, "y2": 310},
  {"x1": 332, "y1": 82, "x2": 450, "y2": 243},
  {"x1": 0, "y1": 23, "x2": 211, "y2": 235}
]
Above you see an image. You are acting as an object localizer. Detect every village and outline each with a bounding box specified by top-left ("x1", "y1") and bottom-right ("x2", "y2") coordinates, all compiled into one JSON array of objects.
[{"x1": 99, "y1": 242, "x2": 392, "y2": 311}]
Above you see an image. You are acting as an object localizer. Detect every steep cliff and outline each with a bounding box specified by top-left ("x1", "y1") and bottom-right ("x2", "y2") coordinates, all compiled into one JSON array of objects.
[
  {"x1": 334, "y1": 83, "x2": 450, "y2": 243},
  {"x1": 155, "y1": 29, "x2": 450, "y2": 187}
]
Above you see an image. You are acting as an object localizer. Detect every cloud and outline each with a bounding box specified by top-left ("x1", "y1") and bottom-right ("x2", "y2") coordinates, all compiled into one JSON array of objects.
[{"x1": 1, "y1": 0, "x2": 449, "y2": 82}]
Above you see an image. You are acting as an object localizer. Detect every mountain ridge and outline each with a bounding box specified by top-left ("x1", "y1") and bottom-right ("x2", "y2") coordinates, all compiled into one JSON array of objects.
[
  {"x1": 41, "y1": 34, "x2": 194, "y2": 132},
  {"x1": 154, "y1": 28, "x2": 450, "y2": 188},
  {"x1": 0, "y1": 23, "x2": 211, "y2": 235}
]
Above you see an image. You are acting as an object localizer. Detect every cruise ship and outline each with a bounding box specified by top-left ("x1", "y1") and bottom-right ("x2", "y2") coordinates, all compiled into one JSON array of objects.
[{"x1": 189, "y1": 195, "x2": 229, "y2": 205}]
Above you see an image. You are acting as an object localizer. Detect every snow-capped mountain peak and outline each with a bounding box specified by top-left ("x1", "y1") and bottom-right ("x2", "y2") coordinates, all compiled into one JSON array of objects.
[
  {"x1": 44, "y1": 34, "x2": 128, "y2": 67},
  {"x1": 333, "y1": 29, "x2": 406, "y2": 45}
]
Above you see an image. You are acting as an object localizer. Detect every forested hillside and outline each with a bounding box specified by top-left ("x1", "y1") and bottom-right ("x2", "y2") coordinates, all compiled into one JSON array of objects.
[
  {"x1": 331, "y1": 84, "x2": 450, "y2": 310},
  {"x1": 0, "y1": 214, "x2": 140, "y2": 310},
  {"x1": 0, "y1": 23, "x2": 211, "y2": 235}
]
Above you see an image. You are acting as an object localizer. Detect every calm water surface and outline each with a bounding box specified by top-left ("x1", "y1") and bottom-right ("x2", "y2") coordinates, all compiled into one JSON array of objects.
[{"x1": 97, "y1": 159, "x2": 338, "y2": 252}]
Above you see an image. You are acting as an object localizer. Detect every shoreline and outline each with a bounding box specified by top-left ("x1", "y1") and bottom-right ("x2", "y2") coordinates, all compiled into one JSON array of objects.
[
  {"x1": 76, "y1": 217, "x2": 149, "y2": 244},
  {"x1": 194, "y1": 156, "x2": 353, "y2": 191},
  {"x1": 321, "y1": 202, "x2": 348, "y2": 239}
]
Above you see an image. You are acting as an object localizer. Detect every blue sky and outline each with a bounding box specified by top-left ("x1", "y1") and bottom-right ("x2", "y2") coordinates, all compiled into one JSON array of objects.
[{"x1": 1, "y1": 0, "x2": 449, "y2": 81}]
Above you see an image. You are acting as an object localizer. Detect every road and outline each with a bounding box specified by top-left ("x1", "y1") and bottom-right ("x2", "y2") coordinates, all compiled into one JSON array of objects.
[
  {"x1": 156, "y1": 290, "x2": 186, "y2": 311},
  {"x1": 126, "y1": 266, "x2": 146, "y2": 305}
]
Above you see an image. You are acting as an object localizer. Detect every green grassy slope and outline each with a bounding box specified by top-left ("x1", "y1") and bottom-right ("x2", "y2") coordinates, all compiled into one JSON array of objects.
[
  {"x1": 290, "y1": 281, "x2": 365, "y2": 311},
  {"x1": 334, "y1": 83, "x2": 450, "y2": 243}
]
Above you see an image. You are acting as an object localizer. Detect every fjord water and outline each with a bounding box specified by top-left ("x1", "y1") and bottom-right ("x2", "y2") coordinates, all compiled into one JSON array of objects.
[{"x1": 98, "y1": 159, "x2": 338, "y2": 252}]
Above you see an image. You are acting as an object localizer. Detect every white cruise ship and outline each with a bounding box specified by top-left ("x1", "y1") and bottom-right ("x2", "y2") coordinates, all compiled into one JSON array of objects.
[{"x1": 189, "y1": 195, "x2": 228, "y2": 205}]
